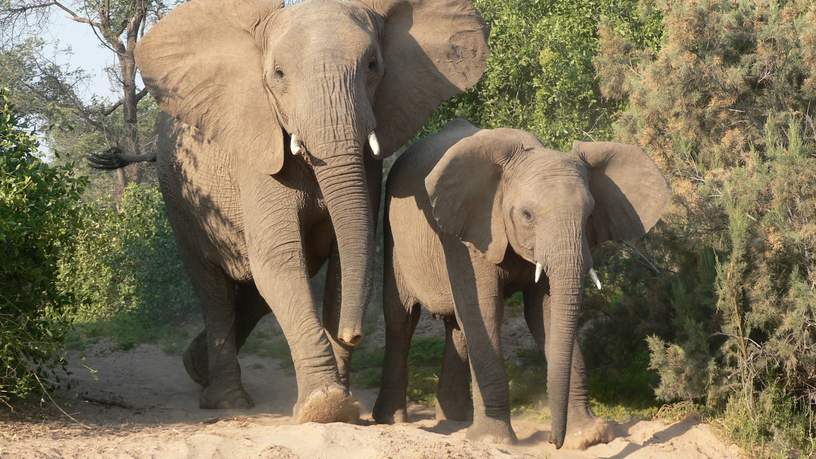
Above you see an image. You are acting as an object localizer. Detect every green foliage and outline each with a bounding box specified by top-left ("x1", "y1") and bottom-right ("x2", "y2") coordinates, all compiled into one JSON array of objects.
[
  {"x1": 0, "y1": 88, "x2": 86, "y2": 405},
  {"x1": 404, "y1": 337, "x2": 446, "y2": 403},
  {"x1": 425, "y1": 0, "x2": 661, "y2": 149},
  {"x1": 348, "y1": 336, "x2": 447, "y2": 404},
  {"x1": 508, "y1": 345, "x2": 659, "y2": 421},
  {"x1": 242, "y1": 328, "x2": 293, "y2": 370},
  {"x1": 57, "y1": 183, "x2": 196, "y2": 349},
  {"x1": 349, "y1": 346, "x2": 385, "y2": 389},
  {"x1": 719, "y1": 382, "x2": 815, "y2": 458},
  {"x1": 595, "y1": 0, "x2": 816, "y2": 454}
]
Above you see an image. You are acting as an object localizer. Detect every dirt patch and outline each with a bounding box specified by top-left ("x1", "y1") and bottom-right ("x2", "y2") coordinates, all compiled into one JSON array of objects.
[{"x1": 0, "y1": 341, "x2": 743, "y2": 458}]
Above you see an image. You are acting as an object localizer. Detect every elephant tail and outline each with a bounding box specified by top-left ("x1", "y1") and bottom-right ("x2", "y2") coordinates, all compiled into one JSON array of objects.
[{"x1": 86, "y1": 146, "x2": 156, "y2": 170}]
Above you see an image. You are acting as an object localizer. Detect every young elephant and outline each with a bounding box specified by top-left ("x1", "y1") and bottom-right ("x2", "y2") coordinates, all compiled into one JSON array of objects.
[{"x1": 372, "y1": 119, "x2": 670, "y2": 449}]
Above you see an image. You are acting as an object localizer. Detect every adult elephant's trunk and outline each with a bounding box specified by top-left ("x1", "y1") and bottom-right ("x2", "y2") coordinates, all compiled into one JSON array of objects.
[
  {"x1": 313, "y1": 145, "x2": 373, "y2": 347},
  {"x1": 537, "y1": 221, "x2": 589, "y2": 449}
]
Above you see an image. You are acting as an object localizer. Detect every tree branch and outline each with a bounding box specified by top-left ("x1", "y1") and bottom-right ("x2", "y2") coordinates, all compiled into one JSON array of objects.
[
  {"x1": 5, "y1": 1, "x2": 101, "y2": 26},
  {"x1": 51, "y1": 0, "x2": 100, "y2": 26},
  {"x1": 27, "y1": 54, "x2": 113, "y2": 136},
  {"x1": 102, "y1": 87, "x2": 147, "y2": 116}
]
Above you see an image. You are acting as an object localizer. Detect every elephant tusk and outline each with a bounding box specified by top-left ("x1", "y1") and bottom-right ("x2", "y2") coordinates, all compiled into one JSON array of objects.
[
  {"x1": 290, "y1": 133, "x2": 302, "y2": 156},
  {"x1": 368, "y1": 131, "x2": 381, "y2": 157},
  {"x1": 589, "y1": 268, "x2": 602, "y2": 290},
  {"x1": 534, "y1": 262, "x2": 543, "y2": 283}
]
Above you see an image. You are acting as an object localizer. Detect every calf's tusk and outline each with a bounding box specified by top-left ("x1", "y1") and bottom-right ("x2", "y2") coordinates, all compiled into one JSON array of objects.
[
  {"x1": 589, "y1": 268, "x2": 602, "y2": 290},
  {"x1": 368, "y1": 131, "x2": 381, "y2": 157},
  {"x1": 534, "y1": 262, "x2": 543, "y2": 283}
]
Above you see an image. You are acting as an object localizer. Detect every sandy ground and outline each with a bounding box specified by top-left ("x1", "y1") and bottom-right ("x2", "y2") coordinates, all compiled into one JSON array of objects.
[{"x1": 0, "y1": 334, "x2": 743, "y2": 459}]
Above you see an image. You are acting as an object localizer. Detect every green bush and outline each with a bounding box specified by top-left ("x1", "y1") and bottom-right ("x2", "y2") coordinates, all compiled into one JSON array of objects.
[
  {"x1": 595, "y1": 0, "x2": 816, "y2": 454},
  {"x1": 425, "y1": 0, "x2": 661, "y2": 149},
  {"x1": 0, "y1": 88, "x2": 86, "y2": 405},
  {"x1": 57, "y1": 183, "x2": 196, "y2": 348}
]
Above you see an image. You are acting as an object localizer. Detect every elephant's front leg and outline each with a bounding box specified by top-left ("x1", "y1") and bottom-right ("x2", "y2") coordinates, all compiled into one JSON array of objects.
[
  {"x1": 242, "y1": 176, "x2": 358, "y2": 424},
  {"x1": 444, "y1": 243, "x2": 516, "y2": 444},
  {"x1": 523, "y1": 287, "x2": 614, "y2": 449}
]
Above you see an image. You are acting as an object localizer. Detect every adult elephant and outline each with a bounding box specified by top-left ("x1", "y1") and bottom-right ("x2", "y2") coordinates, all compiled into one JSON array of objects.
[{"x1": 96, "y1": 0, "x2": 488, "y2": 422}]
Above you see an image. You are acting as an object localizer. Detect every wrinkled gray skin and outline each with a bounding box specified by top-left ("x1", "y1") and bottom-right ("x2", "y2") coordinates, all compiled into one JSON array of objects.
[
  {"x1": 373, "y1": 119, "x2": 670, "y2": 448},
  {"x1": 131, "y1": 0, "x2": 488, "y2": 422}
]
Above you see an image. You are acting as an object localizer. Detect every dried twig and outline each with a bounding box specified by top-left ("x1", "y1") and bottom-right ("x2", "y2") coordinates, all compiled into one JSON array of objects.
[
  {"x1": 80, "y1": 392, "x2": 133, "y2": 409},
  {"x1": 30, "y1": 369, "x2": 89, "y2": 429}
]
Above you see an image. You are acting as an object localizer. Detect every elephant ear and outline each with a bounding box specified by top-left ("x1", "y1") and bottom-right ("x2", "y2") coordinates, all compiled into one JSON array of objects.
[
  {"x1": 425, "y1": 121, "x2": 528, "y2": 264},
  {"x1": 363, "y1": 0, "x2": 489, "y2": 157},
  {"x1": 135, "y1": 0, "x2": 285, "y2": 175},
  {"x1": 572, "y1": 141, "x2": 671, "y2": 245}
]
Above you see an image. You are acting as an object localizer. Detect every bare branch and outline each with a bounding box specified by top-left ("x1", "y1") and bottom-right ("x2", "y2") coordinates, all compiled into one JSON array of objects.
[
  {"x1": 75, "y1": 0, "x2": 125, "y2": 55},
  {"x1": 51, "y1": 0, "x2": 101, "y2": 26},
  {"x1": 102, "y1": 87, "x2": 148, "y2": 116},
  {"x1": 3, "y1": 1, "x2": 100, "y2": 26}
]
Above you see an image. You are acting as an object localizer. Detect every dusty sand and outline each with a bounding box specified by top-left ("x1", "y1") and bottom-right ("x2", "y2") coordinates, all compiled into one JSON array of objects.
[{"x1": 0, "y1": 338, "x2": 744, "y2": 459}]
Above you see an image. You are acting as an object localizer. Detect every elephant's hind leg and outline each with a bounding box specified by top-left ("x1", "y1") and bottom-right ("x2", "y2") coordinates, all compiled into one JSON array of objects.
[
  {"x1": 188, "y1": 263, "x2": 253, "y2": 410},
  {"x1": 372, "y1": 261, "x2": 420, "y2": 424},
  {"x1": 436, "y1": 317, "x2": 472, "y2": 422},
  {"x1": 183, "y1": 283, "x2": 271, "y2": 387},
  {"x1": 183, "y1": 331, "x2": 209, "y2": 387}
]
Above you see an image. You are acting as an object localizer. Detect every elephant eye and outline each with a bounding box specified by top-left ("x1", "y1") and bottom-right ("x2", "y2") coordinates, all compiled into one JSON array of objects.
[
  {"x1": 274, "y1": 67, "x2": 285, "y2": 79},
  {"x1": 520, "y1": 208, "x2": 534, "y2": 223},
  {"x1": 368, "y1": 58, "x2": 378, "y2": 72}
]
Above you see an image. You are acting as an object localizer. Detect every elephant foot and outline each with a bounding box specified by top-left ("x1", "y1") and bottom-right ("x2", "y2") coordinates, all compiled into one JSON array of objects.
[
  {"x1": 466, "y1": 416, "x2": 517, "y2": 445},
  {"x1": 294, "y1": 384, "x2": 359, "y2": 424},
  {"x1": 372, "y1": 392, "x2": 408, "y2": 424},
  {"x1": 435, "y1": 395, "x2": 472, "y2": 422},
  {"x1": 183, "y1": 332, "x2": 209, "y2": 387},
  {"x1": 563, "y1": 410, "x2": 615, "y2": 450},
  {"x1": 199, "y1": 383, "x2": 254, "y2": 409}
]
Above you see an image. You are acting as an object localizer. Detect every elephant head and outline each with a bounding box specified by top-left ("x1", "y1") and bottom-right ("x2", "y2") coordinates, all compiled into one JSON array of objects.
[
  {"x1": 135, "y1": 0, "x2": 489, "y2": 346},
  {"x1": 425, "y1": 119, "x2": 670, "y2": 448}
]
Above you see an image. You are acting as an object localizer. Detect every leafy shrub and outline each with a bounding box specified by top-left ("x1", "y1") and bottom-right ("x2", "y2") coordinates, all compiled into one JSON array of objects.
[
  {"x1": 0, "y1": 88, "x2": 86, "y2": 405},
  {"x1": 57, "y1": 183, "x2": 196, "y2": 347},
  {"x1": 596, "y1": 0, "x2": 816, "y2": 454},
  {"x1": 425, "y1": 0, "x2": 661, "y2": 149}
]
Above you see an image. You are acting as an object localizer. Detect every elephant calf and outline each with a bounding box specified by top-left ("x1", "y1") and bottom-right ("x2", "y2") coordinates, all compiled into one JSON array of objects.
[{"x1": 372, "y1": 119, "x2": 670, "y2": 449}]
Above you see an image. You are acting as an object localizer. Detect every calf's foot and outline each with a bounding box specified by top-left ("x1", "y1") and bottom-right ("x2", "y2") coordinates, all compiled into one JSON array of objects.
[
  {"x1": 466, "y1": 416, "x2": 517, "y2": 445},
  {"x1": 435, "y1": 393, "x2": 472, "y2": 422},
  {"x1": 372, "y1": 391, "x2": 408, "y2": 424},
  {"x1": 563, "y1": 407, "x2": 615, "y2": 450}
]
